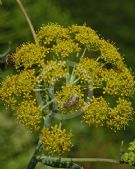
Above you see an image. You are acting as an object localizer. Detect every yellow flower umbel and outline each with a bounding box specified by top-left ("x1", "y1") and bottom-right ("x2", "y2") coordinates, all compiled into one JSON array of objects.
[
  {"x1": 83, "y1": 97, "x2": 133, "y2": 130},
  {"x1": 70, "y1": 25, "x2": 99, "y2": 45},
  {"x1": 0, "y1": 74, "x2": 17, "y2": 107},
  {"x1": 55, "y1": 84, "x2": 84, "y2": 113},
  {"x1": 0, "y1": 69, "x2": 36, "y2": 108},
  {"x1": 17, "y1": 99, "x2": 42, "y2": 131},
  {"x1": 107, "y1": 98, "x2": 133, "y2": 130},
  {"x1": 83, "y1": 96, "x2": 109, "y2": 127},
  {"x1": 37, "y1": 23, "x2": 69, "y2": 45},
  {"x1": 101, "y1": 68, "x2": 135, "y2": 96},
  {"x1": 41, "y1": 125, "x2": 73, "y2": 155},
  {"x1": 16, "y1": 69, "x2": 36, "y2": 96},
  {"x1": 97, "y1": 39, "x2": 124, "y2": 67},
  {"x1": 12, "y1": 43, "x2": 48, "y2": 70}
]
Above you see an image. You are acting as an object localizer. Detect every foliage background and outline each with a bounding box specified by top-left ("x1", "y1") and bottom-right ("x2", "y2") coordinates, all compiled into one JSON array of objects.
[{"x1": 0, "y1": 0, "x2": 135, "y2": 169}]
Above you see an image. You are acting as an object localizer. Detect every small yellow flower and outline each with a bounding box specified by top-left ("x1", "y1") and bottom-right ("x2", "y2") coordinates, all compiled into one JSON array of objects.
[
  {"x1": 41, "y1": 125, "x2": 73, "y2": 155},
  {"x1": 107, "y1": 98, "x2": 133, "y2": 130},
  {"x1": 55, "y1": 84, "x2": 84, "y2": 113},
  {"x1": 83, "y1": 96, "x2": 109, "y2": 127},
  {"x1": 70, "y1": 25, "x2": 99, "y2": 45},
  {"x1": 12, "y1": 43, "x2": 48, "y2": 70},
  {"x1": 17, "y1": 99, "x2": 42, "y2": 130}
]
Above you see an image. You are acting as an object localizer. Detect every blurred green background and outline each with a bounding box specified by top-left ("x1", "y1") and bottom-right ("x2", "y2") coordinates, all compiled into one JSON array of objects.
[{"x1": 0, "y1": 0, "x2": 135, "y2": 169}]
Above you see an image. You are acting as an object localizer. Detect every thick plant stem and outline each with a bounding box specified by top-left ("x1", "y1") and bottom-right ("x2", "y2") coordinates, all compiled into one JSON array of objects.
[
  {"x1": 37, "y1": 156, "x2": 120, "y2": 166},
  {"x1": 16, "y1": 0, "x2": 38, "y2": 45},
  {"x1": 62, "y1": 157, "x2": 119, "y2": 163},
  {"x1": 27, "y1": 141, "x2": 42, "y2": 169},
  {"x1": 27, "y1": 155, "x2": 38, "y2": 169},
  {"x1": 36, "y1": 156, "x2": 123, "y2": 169}
]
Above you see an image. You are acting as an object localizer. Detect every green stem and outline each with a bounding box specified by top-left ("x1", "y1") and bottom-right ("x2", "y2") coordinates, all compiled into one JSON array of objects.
[
  {"x1": 65, "y1": 158, "x2": 119, "y2": 163},
  {"x1": 37, "y1": 156, "x2": 119, "y2": 164},
  {"x1": 69, "y1": 66, "x2": 76, "y2": 84},
  {"x1": 33, "y1": 89, "x2": 46, "y2": 91},
  {"x1": 27, "y1": 141, "x2": 42, "y2": 169},
  {"x1": 81, "y1": 48, "x2": 86, "y2": 58},
  {"x1": 36, "y1": 156, "x2": 123, "y2": 169},
  {"x1": 43, "y1": 111, "x2": 55, "y2": 128},
  {"x1": 27, "y1": 155, "x2": 38, "y2": 169},
  {"x1": 42, "y1": 98, "x2": 56, "y2": 109},
  {"x1": 37, "y1": 156, "x2": 82, "y2": 169},
  {"x1": 73, "y1": 77, "x2": 80, "y2": 84}
]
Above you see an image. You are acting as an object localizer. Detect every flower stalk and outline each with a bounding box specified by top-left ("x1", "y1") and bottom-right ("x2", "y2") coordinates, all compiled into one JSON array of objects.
[{"x1": 16, "y1": 0, "x2": 38, "y2": 45}]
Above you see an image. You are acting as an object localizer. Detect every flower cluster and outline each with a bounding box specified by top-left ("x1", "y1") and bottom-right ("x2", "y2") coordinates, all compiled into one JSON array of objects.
[
  {"x1": 0, "y1": 23, "x2": 135, "y2": 155},
  {"x1": 97, "y1": 39, "x2": 123, "y2": 66},
  {"x1": 101, "y1": 68, "x2": 135, "y2": 96},
  {"x1": 0, "y1": 74, "x2": 17, "y2": 107},
  {"x1": 17, "y1": 99, "x2": 42, "y2": 130},
  {"x1": 83, "y1": 96, "x2": 109, "y2": 127},
  {"x1": 41, "y1": 125, "x2": 73, "y2": 155},
  {"x1": 83, "y1": 97, "x2": 133, "y2": 130},
  {"x1": 123, "y1": 140, "x2": 135, "y2": 165},
  {"x1": 55, "y1": 84, "x2": 84, "y2": 113},
  {"x1": 12, "y1": 43, "x2": 48, "y2": 70},
  {"x1": 107, "y1": 98, "x2": 133, "y2": 130},
  {"x1": 70, "y1": 25, "x2": 99, "y2": 45},
  {"x1": 0, "y1": 69, "x2": 36, "y2": 108},
  {"x1": 37, "y1": 23, "x2": 69, "y2": 45}
]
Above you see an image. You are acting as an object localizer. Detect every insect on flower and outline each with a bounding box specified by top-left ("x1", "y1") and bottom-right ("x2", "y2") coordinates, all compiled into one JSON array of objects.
[
  {"x1": 64, "y1": 95, "x2": 79, "y2": 108},
  {"x1": 6, "y1": 54, "x2": 15, "y2": 66}
]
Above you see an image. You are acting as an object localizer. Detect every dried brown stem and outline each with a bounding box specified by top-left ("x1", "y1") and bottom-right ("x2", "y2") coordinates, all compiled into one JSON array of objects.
[{"x1": 16, "y1": 0, "x2": 38, "y2": 45}]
